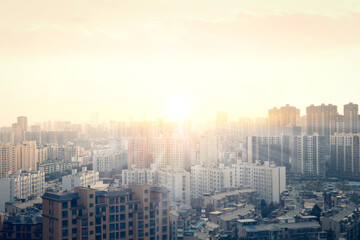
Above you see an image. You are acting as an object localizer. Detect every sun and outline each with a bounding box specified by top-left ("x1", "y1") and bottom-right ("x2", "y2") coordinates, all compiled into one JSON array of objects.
[{"x1": 168, "y1": 95, "x2": 191, "y2": 121}]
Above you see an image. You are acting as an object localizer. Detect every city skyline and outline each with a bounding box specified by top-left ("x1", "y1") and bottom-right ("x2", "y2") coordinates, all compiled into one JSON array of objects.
[
  {"x1": 1, "y1": 0, "x2": 360, "y2": 124},
  {"x1": 2, "y1": 102, "x2": 360, "y2": 126}
]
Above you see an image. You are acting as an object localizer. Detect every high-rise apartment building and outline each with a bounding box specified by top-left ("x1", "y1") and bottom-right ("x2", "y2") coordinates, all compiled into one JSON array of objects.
[
  {"x1": 268, "y1": 105, "x2": 300, "y2": 135},
  {"x1": 128, "y1": 137, "x2": 151, "y2": 169},
  {"x1": 42, "y1": 184, "x2": 170, "y2": 240},
  {"x1": 191, "y1": 165, "x2": 223, "y2": 199},
  {"x1": 153, "y1": 136, "x2": 190, "y2": 170},
  {"x1": 122, "y1": 168, "x2": 191, "y2": 205},
  {"x1": 344, "y1": 103, "x2": 359, "y2": 134},
  {"x1": 0, "y1": 127, "x2": 14, "y2": 143},
  {"x1": 306, "y1": 104, "x2": 338, "y2": 136},
  {"x1": 233, "y1": 161, "x2": 286, "y2": 203},
  {"x1": 0, "y1": 142, "x2": 15, "y2": 178},
  {"x1": 247, "y1": 136, "x2": 290, "y2": 168},
  {"x1": 199, "y1": 136, "x2": 218, "y2": 166},
  {"x1": 292, "y1": 135, "x2": 326, "y2": 176},
  {"x1": 17, "y1": 116, "x2": 28, "y2": 133},
  {"x1": 15, "y1": 141, "x2": 38, "y2": 171},
  {"x1": 330, "y1": 134, "x2": 360, "y2": 180},
  {"x1": 92, "y1": 147, "x2": 118, "y2": 173},
  {"x1": 12, "y1": 116, "x2": 28, "y2": 144},
  {"x1": 191, "y1": 162, "x2": 286, "y2": 203}
]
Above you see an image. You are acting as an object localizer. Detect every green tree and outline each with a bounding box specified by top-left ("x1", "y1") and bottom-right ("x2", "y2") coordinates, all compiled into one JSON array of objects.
[{"x1": 310, "y1": 204, "x2": 322, "y2": 221}]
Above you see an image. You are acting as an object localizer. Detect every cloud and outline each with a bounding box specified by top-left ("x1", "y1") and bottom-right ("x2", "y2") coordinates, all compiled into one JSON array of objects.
[{"x1": 1, "y1": 7, "x2": 360, "y2": 57}]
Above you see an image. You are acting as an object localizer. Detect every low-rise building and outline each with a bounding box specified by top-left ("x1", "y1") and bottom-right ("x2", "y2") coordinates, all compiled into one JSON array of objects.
[
  {"x1": 0, "y1": 215, "x2": 42, "y2": 240},
  {"x1": 61, "y1": 166, "x2": 99, "y2": 191},
  {"x1": 170, "y1": 205, "x2": 193, "y2": 240},
  {"x1": 321, "y1": 203, "x2": 360, "y2": 240},
  {"x1": 0, "y1": 170, "x2": 45, "y2": 211},
  {"x1": 239, "y1": 221, "x2": 323, "y2": 240},
  {"x1": 203, "y1": 189, "x2": 257, "y2": 212},
  {"x1": 209, "y1": 204, "x2": 256, "y2": 238},
  {"x1": 5, "y1": 197, "x2": 42, "y2": 216},
  {"x1": 38, "y1": 160, "x2": 78, "y2": 174}
]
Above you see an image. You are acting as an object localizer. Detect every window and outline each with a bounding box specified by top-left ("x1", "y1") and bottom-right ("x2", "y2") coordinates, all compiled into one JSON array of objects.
[
  {"x1": 72, "y1": 228, "x2": 77, "y2": 234},
  {"x1": 89, "y1": 203, "x2": 94, "y2": 208},
  {"x1": 120, "y1": 205, "x2": 125, "y2": 212},
  {"x1": 72, "y1": 219, "x2": 77, "y2": 225},
  {"x1": 82, "y1": 219, "x2": 88, "y2": 227},
  {"x1": 120, "y1": 231, "x2": 126, "y2": 238},
  {"x1": 109, "y1": 206, "x2": 115, "y2": 213},
  {"x1": 161, "y1": 193, "x2": 167, "y2": 199},
  {"x1": 62, "y1": 229, "x2": 68, "y2": 237},
  {"x1": 82, "y1": 228, "x2": 88, "y2": 236},
  {"x1": 109, "y1": 224, "x2": 115, "y2": 231},
  {"x1": 90, "y1": 194, "x2": 94, "y2": 199},
  {"x1": 62, "y1": 211, "x2": 68, "y2": 218},
  {"x1": 120, "y1": 223, "x2": 126, "y2": 230},
  {"x1": 62, "y1": 202, "x2": 68, "y2": 209},
  {"x1": 71, "y1": 199, "x2": 77, "y2": 208},
  {"x1": 120, "y1": 214, "x2": 126, "y2": 220},
  {"x1": 62, "y1": 220, "x2": 68, "y2": 228},
  {"x1": 145, "y1": 189, "x2": 148, "y2": 194}
]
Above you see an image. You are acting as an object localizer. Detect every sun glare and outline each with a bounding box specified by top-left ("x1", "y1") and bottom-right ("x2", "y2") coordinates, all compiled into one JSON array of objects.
[{"x1": 168, "y1": 95, "x2": 191, "y2": 121}]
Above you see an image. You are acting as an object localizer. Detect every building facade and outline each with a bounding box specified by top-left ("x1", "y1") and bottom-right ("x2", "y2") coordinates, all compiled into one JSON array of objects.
[{"x1": 42, "y1": 184, "x2": 170, "y2": 240}]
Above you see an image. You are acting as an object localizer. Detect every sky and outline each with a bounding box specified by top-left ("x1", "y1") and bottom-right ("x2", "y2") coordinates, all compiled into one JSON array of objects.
[{"x1": 1, "y1": 0, "x2": 360, "y2": 125}]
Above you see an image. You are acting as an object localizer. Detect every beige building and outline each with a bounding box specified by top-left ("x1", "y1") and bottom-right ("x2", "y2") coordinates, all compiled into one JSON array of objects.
[
  {"x1": 0, "y1": 142, "x2": 16, "y2": 178},
  {"x1": 42, "y1": 184, "x2": 170, "y2": 240},
  {"x1": 128, "y1": 137, "x2": 151, "y2": 169},
  {"x1": 153, "y1": 136, "x2": 190, "y2": 170},
  {"x1": 268, "y1": 104, "x2": 300, "y2": 135},
  {"x1": 15, "y1": 141, "x2": 38, "y2": 171}
]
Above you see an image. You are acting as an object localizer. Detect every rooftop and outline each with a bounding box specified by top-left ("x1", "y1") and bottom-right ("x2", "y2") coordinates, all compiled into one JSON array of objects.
[
  {"x1": 42, "y1": 192, "x2": 79, "y2": 201},
  {"x1": 218, "y1": 205, "x2": 255, "y2": 221},
  {"x1": 244, "y1": 221, "x2": 320, "y2": 232},
  {"x1": 5, "y1": 215, "x2": 42, "y2": 225},
  {"x1": 210, "y1": 189, "x2": 255, "y2": 201}
]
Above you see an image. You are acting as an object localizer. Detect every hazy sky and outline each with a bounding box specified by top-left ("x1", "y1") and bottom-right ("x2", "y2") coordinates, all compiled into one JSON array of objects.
[{"x1": 1, "y1": 0, "x2": 360, "y2": 125}]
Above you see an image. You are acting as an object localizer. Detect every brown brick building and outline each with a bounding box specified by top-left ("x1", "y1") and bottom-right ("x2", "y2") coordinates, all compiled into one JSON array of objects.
[{"x1": 42, "y1": 184, "x2": 170, "y2": 240}]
